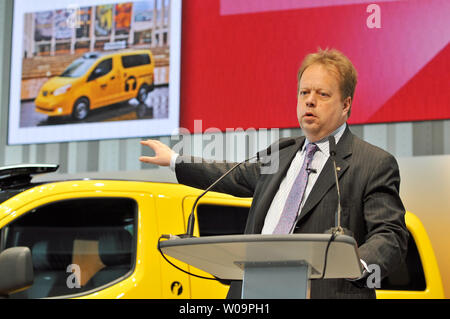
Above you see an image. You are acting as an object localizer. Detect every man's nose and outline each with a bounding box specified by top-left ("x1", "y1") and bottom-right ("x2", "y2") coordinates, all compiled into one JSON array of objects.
[{"x1": 305, "y1": 92, "x2": 316, "y2": 107}]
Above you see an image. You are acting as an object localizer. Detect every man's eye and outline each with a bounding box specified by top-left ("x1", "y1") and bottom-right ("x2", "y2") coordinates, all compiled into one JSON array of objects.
[
  {"x1": 300, "y1": 91, "x2": 308, "y2": 95},
  {"x1": 320, "y1": 92, "x2": 330, "y2": 97}
]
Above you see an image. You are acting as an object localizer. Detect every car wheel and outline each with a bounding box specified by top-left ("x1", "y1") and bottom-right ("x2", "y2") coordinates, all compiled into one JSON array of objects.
[
  {"x1": 72, "y1": 98, "x2": 89, "y2": 121},
  {"x1": 137, "y1": 85, "x2": 149, "y2": 104}
]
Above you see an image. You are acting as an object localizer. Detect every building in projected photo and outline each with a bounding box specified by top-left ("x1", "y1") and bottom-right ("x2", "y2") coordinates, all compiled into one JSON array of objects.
[{"x1": 23, "y1": 0, "x2": 170, "y2": 57}]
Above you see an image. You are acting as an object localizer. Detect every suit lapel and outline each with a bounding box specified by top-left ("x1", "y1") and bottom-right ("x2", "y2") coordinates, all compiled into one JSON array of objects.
[
  {"x1": 251, "y1": 137, "x2": 305, "y2": 233},
  {"x1": 296, "y1": 127, "x2": 354, "y2": 225}
]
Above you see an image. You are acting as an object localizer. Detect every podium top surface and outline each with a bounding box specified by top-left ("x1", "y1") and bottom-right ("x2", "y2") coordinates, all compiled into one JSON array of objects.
[{"x1": 159, "y1": 234, "x2": 362, "y2": 280}]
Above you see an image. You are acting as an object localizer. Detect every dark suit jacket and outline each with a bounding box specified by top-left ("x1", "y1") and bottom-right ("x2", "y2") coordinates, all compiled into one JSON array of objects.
[{"x1": 175, "y1": 126, "x2": 409, "y2": 299}]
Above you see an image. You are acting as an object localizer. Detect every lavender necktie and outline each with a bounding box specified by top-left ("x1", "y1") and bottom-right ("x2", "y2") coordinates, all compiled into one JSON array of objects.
[{"x1": 273, "y1": 143, "x2": 319, "y2": 234}]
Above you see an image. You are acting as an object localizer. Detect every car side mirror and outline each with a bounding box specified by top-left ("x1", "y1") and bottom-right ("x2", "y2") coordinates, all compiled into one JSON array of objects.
[{"x1": 0, "y1": 247, "x2": 34, "y2": 297}]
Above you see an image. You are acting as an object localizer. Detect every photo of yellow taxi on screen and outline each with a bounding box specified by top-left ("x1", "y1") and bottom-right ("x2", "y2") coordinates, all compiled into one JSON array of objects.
[{"x1": 34, "y1": 50, "x2": 154, "y2": 121}]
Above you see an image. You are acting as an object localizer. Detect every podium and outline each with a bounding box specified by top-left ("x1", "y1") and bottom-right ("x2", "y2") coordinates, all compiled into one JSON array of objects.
[{"x1": 159, "y1": 234, "x2": 362, "y2": 299}]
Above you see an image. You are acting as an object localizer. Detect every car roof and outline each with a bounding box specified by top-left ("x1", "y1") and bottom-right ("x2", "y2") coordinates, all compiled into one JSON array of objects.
[
  {"x1": 0, "y1": 164, "x2": 177, "y2": 191},
  {"x1": 0, "y1": 164, "x2": 178, "y2": 205},
  {"x1": 31, "y1": 168, "x2": 177, "y2": 184},
  {"x1": 82, "y1": 49, "x2": 151, "y2": 60}
]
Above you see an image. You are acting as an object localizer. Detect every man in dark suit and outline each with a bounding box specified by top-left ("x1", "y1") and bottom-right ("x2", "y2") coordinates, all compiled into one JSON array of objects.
[{"x1": 140, "y1": 49, "x2": 409, "y2": 299}]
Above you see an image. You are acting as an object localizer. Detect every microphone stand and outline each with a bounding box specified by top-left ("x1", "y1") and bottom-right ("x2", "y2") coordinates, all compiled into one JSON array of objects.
[
  {"x1": 325, "y1": 135, "x2": 353, "y2": 237},
  {"x1": 330, "y1": 157, "x2": 344, "y2": 235},
  {"x1": 182, "y1": 157, "x2": 256, "y2": 238}
]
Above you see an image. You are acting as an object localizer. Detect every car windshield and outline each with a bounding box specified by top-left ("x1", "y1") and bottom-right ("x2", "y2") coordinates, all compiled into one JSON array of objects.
[{"x1": 60, "y1": 57, "x2": 97, "y2": 78}]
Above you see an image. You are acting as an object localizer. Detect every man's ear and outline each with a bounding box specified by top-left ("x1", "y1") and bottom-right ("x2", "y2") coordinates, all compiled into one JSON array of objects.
[{"x1": 343, "y1": 96, "x2": 352, "y2": 117}]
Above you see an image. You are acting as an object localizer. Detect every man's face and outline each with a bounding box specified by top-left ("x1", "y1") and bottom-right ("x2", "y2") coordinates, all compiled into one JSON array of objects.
[{"x1": 297, "y1": 63, "x2": 351, "y2": 142}]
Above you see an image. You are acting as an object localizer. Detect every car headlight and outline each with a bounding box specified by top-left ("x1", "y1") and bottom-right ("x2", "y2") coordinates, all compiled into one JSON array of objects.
[{"x1": 53, "y1": 84, "x2": 72, "y2": 96}]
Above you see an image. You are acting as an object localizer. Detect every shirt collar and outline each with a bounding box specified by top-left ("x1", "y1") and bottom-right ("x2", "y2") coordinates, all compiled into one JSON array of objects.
[{"x1": 302, "y1": 122, "x2": 347, "y2": 155}]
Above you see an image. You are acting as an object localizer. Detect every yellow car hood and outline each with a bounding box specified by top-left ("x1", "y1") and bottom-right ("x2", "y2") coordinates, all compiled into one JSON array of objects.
[{"x1": 39, "y1": 76, "x2": 77, "y2": 92}]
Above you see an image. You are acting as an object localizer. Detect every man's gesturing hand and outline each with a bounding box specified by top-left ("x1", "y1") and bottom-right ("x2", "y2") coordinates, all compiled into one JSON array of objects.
[{"x1": 139, "y1": 139, "x2": 175, "y2": 166}]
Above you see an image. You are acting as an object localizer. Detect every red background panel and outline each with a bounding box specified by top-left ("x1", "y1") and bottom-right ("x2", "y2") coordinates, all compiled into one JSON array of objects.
[{"x1": 179, "y1": 0, "x2": 450, "y2": 132}]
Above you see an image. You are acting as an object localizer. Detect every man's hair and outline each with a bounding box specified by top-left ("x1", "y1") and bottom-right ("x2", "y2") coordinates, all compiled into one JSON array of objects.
[{"x1": 297, "y1": 48, "x2": 358, "y2": 116}]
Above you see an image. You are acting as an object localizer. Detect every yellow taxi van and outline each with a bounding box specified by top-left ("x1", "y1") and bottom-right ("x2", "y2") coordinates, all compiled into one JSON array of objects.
[
  {"x1": 34, "y1": 50, "x2": 154, "y2": 121},
  {"x1": 0, "y1": 164, "x2": 445, "y2": 299}
]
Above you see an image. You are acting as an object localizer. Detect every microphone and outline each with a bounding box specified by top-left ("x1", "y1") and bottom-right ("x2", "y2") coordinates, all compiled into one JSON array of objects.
[
  {"x1": 182, "y1": 138, "x2": 296, "y2": 238},
  {"x1": 329, "y1": 135, "x2": 337, "y2": 157}
]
